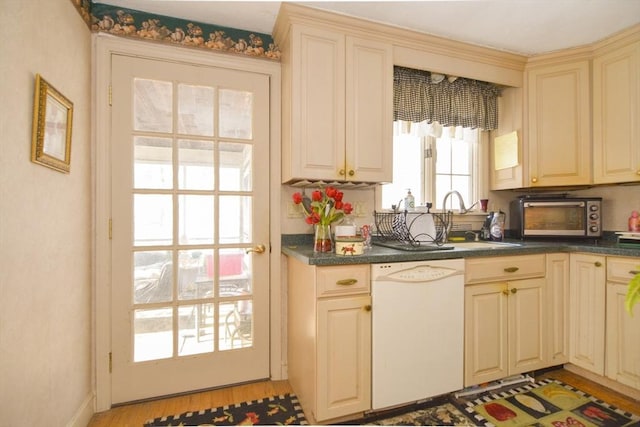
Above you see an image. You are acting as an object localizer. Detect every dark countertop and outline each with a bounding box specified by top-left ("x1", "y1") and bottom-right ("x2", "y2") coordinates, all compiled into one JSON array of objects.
[{"x1": 281, "y1": 234, "x2": 640, "y2": 266}]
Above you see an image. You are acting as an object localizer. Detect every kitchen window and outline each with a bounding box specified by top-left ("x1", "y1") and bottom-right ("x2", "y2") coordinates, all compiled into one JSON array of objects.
[{"x1": 381, "y1": 124, "x2": 483, "y2": 211}]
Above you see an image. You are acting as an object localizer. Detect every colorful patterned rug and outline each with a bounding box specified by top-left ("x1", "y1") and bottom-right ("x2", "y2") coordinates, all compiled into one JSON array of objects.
[
  {"x1": 463, "y1": 379, "x2": 640, "y2": 427},
  {"x1": 349, "y1": 379, "x2": 639, "y2": 426},
  {"x1": 144, "y1": 393, "x2": 308, "y2": 426}
]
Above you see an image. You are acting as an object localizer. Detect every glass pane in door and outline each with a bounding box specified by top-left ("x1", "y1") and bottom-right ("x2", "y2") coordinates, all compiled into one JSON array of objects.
[
  {"x1": 219, "y1": 89, "x2": 253, "y2": 139},
  {"x1": 134, "y1": 79, "x2": 172, "y2": 132},
  {"x1": 178, "y1": 84, "x2": 214, "y2": 136}
]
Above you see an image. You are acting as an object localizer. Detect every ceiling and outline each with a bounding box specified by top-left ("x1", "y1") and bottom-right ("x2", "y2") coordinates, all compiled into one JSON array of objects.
[{"x1": 103, "y1": 1, "x2": 640, "y2": 56}]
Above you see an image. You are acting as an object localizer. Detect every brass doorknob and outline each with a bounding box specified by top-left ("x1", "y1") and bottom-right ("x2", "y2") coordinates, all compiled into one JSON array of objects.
[{"x1": 246, "y1": 244, "x2": 266, "y2": 254}]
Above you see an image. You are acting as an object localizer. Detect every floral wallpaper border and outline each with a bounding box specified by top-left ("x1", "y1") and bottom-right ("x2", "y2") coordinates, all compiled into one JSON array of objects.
[{"x1": 69, "y1": 0, "x2": 281, "y2": 60}]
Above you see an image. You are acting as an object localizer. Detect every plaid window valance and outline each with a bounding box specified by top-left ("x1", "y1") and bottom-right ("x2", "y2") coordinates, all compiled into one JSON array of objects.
[{"x1": 393, "y1": 66, "x2": 502, "y2": 130}]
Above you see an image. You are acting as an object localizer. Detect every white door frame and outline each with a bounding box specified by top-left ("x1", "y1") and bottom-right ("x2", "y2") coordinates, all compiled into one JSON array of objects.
[{"x1": 92, "y1": 34, "x2": 282, "y2": 411}]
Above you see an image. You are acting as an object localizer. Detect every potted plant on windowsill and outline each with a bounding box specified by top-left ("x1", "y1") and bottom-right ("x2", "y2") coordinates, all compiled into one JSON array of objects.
[{"x1": 626, "y1": 267, "x2": 640, "y2": 316}]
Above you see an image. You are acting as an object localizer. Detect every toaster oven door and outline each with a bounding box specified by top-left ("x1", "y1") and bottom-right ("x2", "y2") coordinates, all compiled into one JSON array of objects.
[{"x1": 523, "y1": 201, "x2": 587, "y2": 236}]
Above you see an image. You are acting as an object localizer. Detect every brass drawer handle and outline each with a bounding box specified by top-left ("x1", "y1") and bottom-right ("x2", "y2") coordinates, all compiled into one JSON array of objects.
[
  {"x1": 336, "y1": 278, "x2": 358, "y2": 286},
  {"x1": 630, "y1": 270, "x2": 640, "y2": 275},
  {"x1": 504, "y1": 267, "x2": 519, "y2": 273}
]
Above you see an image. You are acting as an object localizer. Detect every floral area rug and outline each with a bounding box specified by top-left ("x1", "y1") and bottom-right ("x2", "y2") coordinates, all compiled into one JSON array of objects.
[
  {"x1": 346, "y1": 379, "x2": 639, "y2": 426},
  {"x1": 144, "y1": 393, "x2": 307, "y2": 426},
  {"x1": 344, "y1": 394, "x2": 476, "y2": 426},
  {"x1": 462, "y1": 379, "x2": 640, "y2": 427}
]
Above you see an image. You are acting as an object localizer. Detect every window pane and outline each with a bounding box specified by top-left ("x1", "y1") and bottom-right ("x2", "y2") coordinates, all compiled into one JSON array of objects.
[
  {"x1": 435, "y1": 138, "x2": 451, "y2": 174},
  {"x1": 219, "y1": 196, "x2": 251, "y2": 244},
  {"x1": 179, "y1": 195, "x2": 214, "y2": 245},
  {"x1": 178, "y1": 304, "x2": 214, "y2": 356},
  {"x1": 178, "y1": 84, "x2": 214, "y2": 136},
  {"x1": 133, "y1": 250, "x2": 171, "y2": 304},
  {"x1": 134, "y1": 308, "x2": 173, "y2": 362},
  {"x1": 219, "y1": 89, "x2": 253, "y2": 139},
  {"x1": 134, "y1": 136, "x2": 173, "y2": 189},
  {"x1": 178, "y1": 139, "x2": 214, "y2": 190},
  {"x1": 134, "y1": 79, "x2": 172, "y2": 132},
  {"x1": 381, "y1": 134, "x2": 422, "y2": 208},
  {"x1": 219, "y1": 142, "x2": 252, "y2": 191},
  {"x1": 451, "y1": 139, "x2": 471, "y2": 174},
  {"x1": 178, "y1": 249, "x2": 213, "y2": 300},
  {"x1": 134, "y1": 194, "x2": 173, "y2": 246}
]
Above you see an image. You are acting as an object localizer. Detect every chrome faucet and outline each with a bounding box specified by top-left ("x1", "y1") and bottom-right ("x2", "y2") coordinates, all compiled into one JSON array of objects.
[{"x1": 442, "y1": 190, "x2": 473, "y2": 214}]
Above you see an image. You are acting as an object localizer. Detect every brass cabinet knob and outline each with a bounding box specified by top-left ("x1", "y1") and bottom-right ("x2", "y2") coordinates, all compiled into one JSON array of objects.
[
  {"x1": 348, "y1": 169, "x2": 355, "y2": 177},
  {"x1": 364, "y1": 304, "x2": 372, "y2": 312},
  {"x1": 531, "y1": 177, "x2": 538, "y2": 183},
  {"x1": 511, "y1": 288, "x2": 518, "y2": 294},
  {"x1": 502, "y1": 289, "x2": 509, "y2": 296},
  {"x1": 339, "y1": 169, "x2": 346, "y2": 176},
  {"x1": 594, "y1": 261, "x2": 602, "y2": 267}
]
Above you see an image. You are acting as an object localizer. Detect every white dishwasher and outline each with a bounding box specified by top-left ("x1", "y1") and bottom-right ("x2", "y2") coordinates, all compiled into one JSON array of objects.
[{"x1": 371, "y1": 259, "x2": 464, "y2": 410}]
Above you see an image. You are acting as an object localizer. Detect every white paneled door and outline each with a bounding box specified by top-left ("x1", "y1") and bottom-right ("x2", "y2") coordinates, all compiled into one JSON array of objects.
[{"x1": 110, "y1": 54, "x2": 270, "y2": 403}]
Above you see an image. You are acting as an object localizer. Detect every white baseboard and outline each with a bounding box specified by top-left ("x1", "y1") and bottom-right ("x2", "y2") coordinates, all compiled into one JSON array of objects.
[{"x1": 66, "y1": 391, "x2": 95, "y2": 427}]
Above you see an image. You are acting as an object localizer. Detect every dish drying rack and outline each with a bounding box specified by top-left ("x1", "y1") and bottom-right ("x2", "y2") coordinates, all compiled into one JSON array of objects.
[{"x1": 374, "y1": 210, "x2": 453, "y2": 246}]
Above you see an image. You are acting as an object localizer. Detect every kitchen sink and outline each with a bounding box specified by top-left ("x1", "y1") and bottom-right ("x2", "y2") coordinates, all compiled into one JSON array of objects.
[{"x1": 451, "y1": 241, "x2": 522, "y2": 250}]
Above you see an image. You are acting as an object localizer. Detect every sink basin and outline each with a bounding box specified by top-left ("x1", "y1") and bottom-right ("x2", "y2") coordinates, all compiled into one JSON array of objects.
[{"x1": 452, "y1": 241, "x2": 522, "y2": 250}]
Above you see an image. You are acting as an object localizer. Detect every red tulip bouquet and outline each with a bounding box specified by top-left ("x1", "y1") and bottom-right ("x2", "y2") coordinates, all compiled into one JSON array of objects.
[{"x1": 292, "y1": 187, "x2": 353, "y2": 252}]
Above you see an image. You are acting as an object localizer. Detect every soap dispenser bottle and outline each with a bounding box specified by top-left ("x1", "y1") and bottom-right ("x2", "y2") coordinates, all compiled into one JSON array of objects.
[{"x1": 404, "y1": 189, "x2": 415, "y2": 211}]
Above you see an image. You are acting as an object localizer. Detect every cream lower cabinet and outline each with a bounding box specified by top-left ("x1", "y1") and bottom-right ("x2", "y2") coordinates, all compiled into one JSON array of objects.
[
  {"x1": 464, "y1": 254, "x2": 548, "y2": 386},
  {"x1": 287, "y1": 258, "x2": 371, "y2": 423},
  {"x1": 569, "y1": 253, "x2": 606, "y2": 375},
  {"x1": 546, "y1": 253, "x2": 570, "y2": 365},
  {"x1": 605, "y1": 257, "x2": 640, "y2": 390}
]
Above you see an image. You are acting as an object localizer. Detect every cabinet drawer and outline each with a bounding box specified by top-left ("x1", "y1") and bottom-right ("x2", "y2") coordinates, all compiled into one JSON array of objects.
[
  {"x1": 465, "y1": 254, "x2": 546, "y2": 284},
  {"x1": 607, "y1": 256, "x2": 640, "y2": 283},
  {"x1": 316, "y1": 265, "x2": 370, "y2": 297}
]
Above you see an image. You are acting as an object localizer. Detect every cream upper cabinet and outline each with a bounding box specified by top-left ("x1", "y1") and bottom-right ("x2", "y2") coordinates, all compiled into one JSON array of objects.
[
  {"x1": 464, "y1": 255, "x2": 547, "y2": 386},
  {"x1": 593, "y1": 39, "x2": 640, "y2": 184},
  {"x1": 605, "y1": 257, "x2": 640, "y2": 390},
  {"x1": 278, "y1": 23, "x2": 393, "y2": 183},
  {"x1": 569, "y1": 253, "x2": 606, "y2": 375},
  {"x1": 526, "y1": 59, "x2": 591, "y2": 187}
]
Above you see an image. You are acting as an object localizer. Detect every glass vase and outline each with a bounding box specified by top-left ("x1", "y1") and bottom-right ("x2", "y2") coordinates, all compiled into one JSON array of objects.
[{"x1": 314, "y1": 223, "x2": 333, "y2": 253}]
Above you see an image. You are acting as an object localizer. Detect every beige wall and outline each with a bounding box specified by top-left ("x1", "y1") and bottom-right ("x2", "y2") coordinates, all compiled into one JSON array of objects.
[
  {"x1": 280, "y1": 184, "x2": 640, "y2": 235},
  {"x1": 0, "y1": 0, "x2": 92, "y2": 425}
]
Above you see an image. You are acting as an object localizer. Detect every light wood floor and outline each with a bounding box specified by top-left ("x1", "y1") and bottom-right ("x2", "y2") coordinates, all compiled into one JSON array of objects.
[{"x1": 88, "y1": 369, "x2": 639, "y2": 426}]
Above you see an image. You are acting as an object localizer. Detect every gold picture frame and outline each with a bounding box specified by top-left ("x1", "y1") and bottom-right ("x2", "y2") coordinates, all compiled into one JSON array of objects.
[{"x1": 31, "y1": 74, "x2": 73, "y2": 173}]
